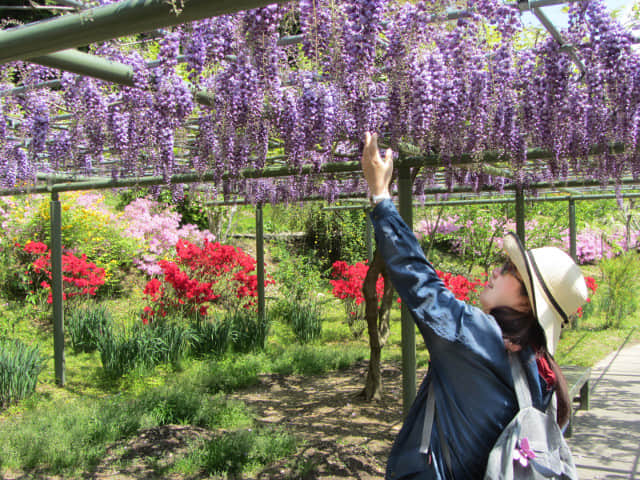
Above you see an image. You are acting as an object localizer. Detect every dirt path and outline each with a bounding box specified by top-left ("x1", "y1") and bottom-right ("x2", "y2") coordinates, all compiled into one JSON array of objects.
[
  {"x1": 83, "y1": 360, "x2": 409, "y2": 480},
  {"x1": 233, "y1": 360, "x2": 406, "y2": 479}
]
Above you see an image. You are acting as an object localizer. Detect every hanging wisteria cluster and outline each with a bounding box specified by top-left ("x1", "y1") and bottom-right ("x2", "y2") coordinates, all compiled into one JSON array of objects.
[{"x1": 1, "y1": 0, "x2": 639, "y2": 203}]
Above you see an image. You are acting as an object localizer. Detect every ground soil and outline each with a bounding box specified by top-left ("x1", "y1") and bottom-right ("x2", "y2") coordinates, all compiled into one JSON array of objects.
[{"x1": 3, "y1": 361, "x2": 408, "y2": 480}]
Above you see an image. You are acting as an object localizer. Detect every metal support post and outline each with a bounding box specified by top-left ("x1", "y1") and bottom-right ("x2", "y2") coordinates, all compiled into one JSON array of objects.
[
  {"x1": 515, "y1": 187, "x2": 526, "y2": 247},
  {"x1": 50, "y1": 192, "x2": 65, "y2": 386},
  {"x1": 256, "y1": 203, "x2": 265, "y2": 326},
  {"x1": 398, "y1": 166, "x2": 416, "y2": 418},
  {"x1": 568, "y1": 198, "x2": 577, "y2": 261}
]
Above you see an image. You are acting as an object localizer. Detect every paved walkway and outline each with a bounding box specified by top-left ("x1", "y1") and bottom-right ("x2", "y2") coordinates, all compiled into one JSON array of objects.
[{"x1": 567, "y1": 341, "x2": 640, "y2": 479}]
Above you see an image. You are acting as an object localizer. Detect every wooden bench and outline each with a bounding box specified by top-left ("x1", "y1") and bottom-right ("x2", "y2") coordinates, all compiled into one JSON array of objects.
[{"x1": 561, "y1": 365, "x2": 591, "y2": 437}]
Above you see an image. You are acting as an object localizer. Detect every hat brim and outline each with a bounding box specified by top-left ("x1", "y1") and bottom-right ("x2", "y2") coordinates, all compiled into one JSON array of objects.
[{"x1": 502, "y1": 233, "x2": 561, "y2": 355}]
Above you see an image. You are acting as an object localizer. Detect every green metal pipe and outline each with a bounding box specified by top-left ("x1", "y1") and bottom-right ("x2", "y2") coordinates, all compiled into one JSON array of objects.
[
  {"x1": 569, "y1": 198, "x2": 577, "y2": 261},
  {"x1": 419, "y1": 191, "x2": 640, "y2": 206},
  {"x1": 0, "y1": 79, "x2": 61, "y2": 97},
  {"x1": 0, "y1": 0, "x2": 288, "y2": 65},
  {"x1": 321, "y1": 204, "x2": 368, "y2": 211},
  {"x1": 515, "y1": 187, "x2": 526, "y2": 246},
  {"x1": 530, "y1": 6, "x2": 586, "y2": 74},
  {"x1": 256, "y1": 203, "x2": 265, "y2": 328},
  {"x1": 50, "y1": 192, "x2": 65, "y2": 386},
  {"x1": 27, "y1": 49, "x2": 217, "y2": 106},
  {"x1": 2, "y1": 168, "x2": 639, "y2": 200},
  {"x1": 30, "y1": 49, "x2": 135, "y2": 86},
  {"x1": 398, "y1": 166, "x2": 416, "y2": 419}
]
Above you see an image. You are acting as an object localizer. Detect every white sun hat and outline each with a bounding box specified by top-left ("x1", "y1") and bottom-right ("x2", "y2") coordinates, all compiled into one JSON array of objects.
[{"x1": 502, "y1": 232, "x2": 588, "y2": 355}]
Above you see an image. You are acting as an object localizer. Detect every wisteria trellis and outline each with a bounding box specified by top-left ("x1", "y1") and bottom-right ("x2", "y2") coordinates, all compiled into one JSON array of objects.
[{"x1": 1, "y1": 0, "x2": 639, "y2": 203}]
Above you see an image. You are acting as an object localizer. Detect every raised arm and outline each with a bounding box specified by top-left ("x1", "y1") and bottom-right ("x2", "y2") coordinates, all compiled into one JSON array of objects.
[
  {"x1": 361, "y1": 132, "x2": 393, "y2": 200},
  {"x1": 361, "y1": 133, "x2": 504, "y2": 357}
]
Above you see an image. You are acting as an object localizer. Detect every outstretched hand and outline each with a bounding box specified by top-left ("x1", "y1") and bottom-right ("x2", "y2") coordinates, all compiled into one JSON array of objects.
[{"x1": 361, "y1": 132, "x2": 393, "y2": 197}]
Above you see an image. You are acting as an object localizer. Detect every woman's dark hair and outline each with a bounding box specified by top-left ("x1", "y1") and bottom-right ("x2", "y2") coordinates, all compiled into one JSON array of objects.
[{"x1": 491, "y1": 293, "x2": 571, "y2": 428}]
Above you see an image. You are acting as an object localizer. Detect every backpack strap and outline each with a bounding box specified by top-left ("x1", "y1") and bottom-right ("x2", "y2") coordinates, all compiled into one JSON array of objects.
[
  {"x1": 420, "y1": 382, "x2": 454, "y2": 476},
  {"x1": 419, "y1": 381, "x2": 436, "y2": 455},
  {"x1": 509, "y1": 352, "x2": 533, "y2": 409}
]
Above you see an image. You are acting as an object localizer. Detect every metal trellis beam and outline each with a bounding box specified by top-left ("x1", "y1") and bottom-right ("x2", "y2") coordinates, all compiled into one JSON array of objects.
[
  {"x1": 518, "y1": 0, "x2": 587, "y2": 75},
  {"x1": 0, "y1": 0, "x2": 288, "y2": 65}
]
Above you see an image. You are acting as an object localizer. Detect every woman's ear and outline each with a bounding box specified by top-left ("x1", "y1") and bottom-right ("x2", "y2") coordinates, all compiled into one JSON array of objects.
[{"x1": 504, "y1": 339, "x2": 522, "y2": 352}]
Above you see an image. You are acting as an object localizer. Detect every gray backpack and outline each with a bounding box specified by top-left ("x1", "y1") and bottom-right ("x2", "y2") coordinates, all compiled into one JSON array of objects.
[{"x1": 483, "y1": 354, "x2": 578, "y2": 479}]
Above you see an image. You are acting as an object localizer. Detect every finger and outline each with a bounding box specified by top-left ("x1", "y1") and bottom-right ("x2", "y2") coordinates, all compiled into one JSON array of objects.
[
  {"x1": 385, "y1": 148, "x2": 393, "y2": 163},
  {"x1": 365, "y1": 131, "x2": 371, "y2": 145}
]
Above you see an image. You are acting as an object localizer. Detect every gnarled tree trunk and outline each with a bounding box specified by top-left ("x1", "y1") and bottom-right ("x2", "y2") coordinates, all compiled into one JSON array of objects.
[{"x1": 359, "y1": 248, "x2": 395, "y2": 401}]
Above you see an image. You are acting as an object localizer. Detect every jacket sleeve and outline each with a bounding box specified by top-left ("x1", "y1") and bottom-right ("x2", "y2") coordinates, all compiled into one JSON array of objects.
[{"x1": 370, "y1": 199, "x2": 506, "y2": 362}]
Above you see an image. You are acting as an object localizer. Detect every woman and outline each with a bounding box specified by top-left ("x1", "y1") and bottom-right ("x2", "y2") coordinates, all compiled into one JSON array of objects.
[{"x1": 361, "y1": 132, "x2": 588, "y2": 479}]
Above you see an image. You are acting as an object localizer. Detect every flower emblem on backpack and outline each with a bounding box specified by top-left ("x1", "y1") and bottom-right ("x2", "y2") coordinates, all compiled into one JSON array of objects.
[{"x1": 513, "y1": 437, "x2": 536, "y2": 467}]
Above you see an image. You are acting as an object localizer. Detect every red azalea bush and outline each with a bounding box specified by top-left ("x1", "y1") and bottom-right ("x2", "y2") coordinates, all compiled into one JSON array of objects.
[
  {"x1": 22, "y1": 240, "x2": 106, "y2": 304},
  {"x1": 142, "y1": 239, "x2": 273, "y2": 323},
  {"x1": 330, "y1": 260, "x2": 387, "y2": 338},
  {"x1": 330, "y1": 260, "x2": 485, "y2": 335},
  {"x1": 435, "y1": 270, "x2": 485, "y2": 303},
  {"x1": 576, "y1": 275, "x2": 598, "y2": 319}
]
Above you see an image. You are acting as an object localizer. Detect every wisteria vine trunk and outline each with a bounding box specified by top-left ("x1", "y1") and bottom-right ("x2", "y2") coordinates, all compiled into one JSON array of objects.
[{"x1": 359, "y1": 249, "x2": 394, "y2": 402}]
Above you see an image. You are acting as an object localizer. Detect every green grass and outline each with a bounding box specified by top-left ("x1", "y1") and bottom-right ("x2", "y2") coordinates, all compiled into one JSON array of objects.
[
  {"x1": 0, "y1": 306, "x2": 370, "y2": 477},
  {"x1": 2, "y1": 248, "x2": 640, "y2": 478},
  {"x1": 168, "y1": 426, "x2": 297, "y2": 477}
]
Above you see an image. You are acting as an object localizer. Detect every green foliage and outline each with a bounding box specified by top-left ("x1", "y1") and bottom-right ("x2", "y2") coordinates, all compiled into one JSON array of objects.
[
  {"x1": 0, "y1": 339, "x2": 46, "y2": 408},
  {"x1": 272, "y1": 299, "x2": 323, "y2": 344},
  {"x1": 154, "y1": 319, "x2": 198, "y2": 366},
  {"x1": 190, "y1": 393, "x2": 253, "y2": 430},
  {"x1": 114, "y1": 185, "x2": 149, "y2": 210},
  {"x1": 228, "y1": 309, "x2": 271, "y2": 353},
  {"x1": 0, "y1": 384, "x2": 255, "y2": 475},
  {"x1": 596, "y1": 252, "x2": 640, "y2": 328},
  {"x1": 0, "y1": 397, "x2": 141, "y2": 473},
  {"x1": 173, "y1": 193, "x2": 210, "y2": 231},
  {"x1": 197, "y1": 354, "x2": 264, "y2": 393},
  {"x1": 0, "y1": 193, "x2": 139, "y2": 296},
  {"x1": 271, "y1": 242, "x2": 324, "y2": 303},
  {"x1": 97, "y1": 320, "x2": 197, "y2": 378},
  {"x1": 302, "y1": 203, "x2": 368, "y2": 270},
  {"x1": 556, "y1": 327, "x2": 640, "y2": 367},
  {"x1": 415, "y1": 201, "x2": 565, "y2": 273},
  {"x1": 67, "y1": 304, "x2": 113, "y2": 353},
  {"x1": 138, "y1": 384, "x2": 206, "y2": 426},
  {"x1": 97, "y1": 326, "x2": 154, "y2": 378},
  {"x1": 0, "y1": 245, "x2": 27, "y2": 301},
  {"x1": 198, "y1": 427, "x2": 297, "y2": 476},
  {"x1": 191, "y1": 316, "x2": 231, "y2": 357},
  {"x1": 270, "y1": 344, "x2": 367, "y2": 376}
]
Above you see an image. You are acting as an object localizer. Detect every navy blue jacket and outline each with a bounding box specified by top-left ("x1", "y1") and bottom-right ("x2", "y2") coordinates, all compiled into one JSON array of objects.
[{"x1": 370, "y1": 199, "x2": 551, "y2": 479}]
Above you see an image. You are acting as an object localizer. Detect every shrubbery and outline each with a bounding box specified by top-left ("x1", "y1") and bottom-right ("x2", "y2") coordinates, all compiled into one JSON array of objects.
[
  {"x1": 302, "y1": 203, "x2": 368, "y2": 270},
  {"x1": 271, "y1": 299, "x2": 323, "y2": 344},
  {"x1": 98, "y1": 319, "x2": 197, "y2": 378},
  {"x1": 22, "y1": 241, "x2": 106, "y2": 306},
  {"x1": 0, "y1": 193, "x2": 139, "y2": 295},
  {"x1": 121, "y1": 197, "x2": 215, "y2": 276},
  {"x1": 0, "y1": 339, "x2": 45, "y2": 408},
  {"x1": 596, "y1": 252, "x2": 640, "y2": 328},
  {"x1": 141, "y1": 238, "x2": 273, "y2": 323},
  {"x1": 67, "y1": 304, "x2": 112, "y2": 353},
  {"x1": 415, "y1": 200, "x2": 640, "y2": 268}
]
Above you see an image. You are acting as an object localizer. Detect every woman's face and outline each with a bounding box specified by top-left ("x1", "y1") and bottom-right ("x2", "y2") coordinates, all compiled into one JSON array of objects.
[{"x1": 479, "y1": 260, "x2": 530, "y2": 314}]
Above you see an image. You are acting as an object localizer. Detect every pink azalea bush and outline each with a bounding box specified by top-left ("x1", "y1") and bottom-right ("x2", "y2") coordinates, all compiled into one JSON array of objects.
[{"x1": 122, "y1": 197, "x2": 215, "y2": 276}]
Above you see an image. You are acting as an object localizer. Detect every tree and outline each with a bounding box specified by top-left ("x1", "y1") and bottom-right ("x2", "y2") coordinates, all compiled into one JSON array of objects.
[{"x1": 358, "y1": 249, "x2": 394, "y2": 401}]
